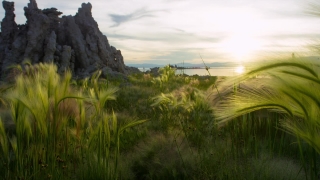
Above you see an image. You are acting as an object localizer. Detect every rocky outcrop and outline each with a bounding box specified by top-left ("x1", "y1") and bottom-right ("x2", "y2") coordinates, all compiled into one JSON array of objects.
[
  {"x1": 43, "y1": 31, "x2": 56, "y2": 63},
  {"x1": 58, "y1": 45, "x2": 72, "y2": 73},
  {"x1": 0, "y1": 0, "x2": 127, "y2": 79},
  {"x1": 147, "y1": 67, "x2": 160, "y2": 76},
  {"x1": 0, "y1": 1, "x2": 18, "y2": 74},
  {"x1": 125, "y1": 66, "x2": 141, "y2": 74}
]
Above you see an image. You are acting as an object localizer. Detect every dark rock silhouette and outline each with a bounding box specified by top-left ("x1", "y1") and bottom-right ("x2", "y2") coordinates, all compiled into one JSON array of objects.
[{"x1": 0, "y1": 0, "x2": 128, "y2": 79}]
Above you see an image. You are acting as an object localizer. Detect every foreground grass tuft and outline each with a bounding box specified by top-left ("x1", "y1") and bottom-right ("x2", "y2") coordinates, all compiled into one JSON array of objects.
[{"x1": 215, "y1": 58, "x2": 320, "y2": 179}]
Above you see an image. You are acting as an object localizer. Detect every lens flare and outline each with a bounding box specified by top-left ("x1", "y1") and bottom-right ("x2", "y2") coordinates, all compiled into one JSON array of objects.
[{"x1": 235, "y1": 66, "x2": 245, "y2": 74}]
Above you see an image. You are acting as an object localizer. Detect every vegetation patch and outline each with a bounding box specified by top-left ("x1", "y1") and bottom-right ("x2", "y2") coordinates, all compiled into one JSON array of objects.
[{"x1": 0, "y1": 62, "x2": 318, "y2": 179}]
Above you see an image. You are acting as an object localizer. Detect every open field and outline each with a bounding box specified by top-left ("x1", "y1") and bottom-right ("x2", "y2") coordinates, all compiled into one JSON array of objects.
[{"x1": 0, "y1": 61, "x2": 319, "y2": 179}]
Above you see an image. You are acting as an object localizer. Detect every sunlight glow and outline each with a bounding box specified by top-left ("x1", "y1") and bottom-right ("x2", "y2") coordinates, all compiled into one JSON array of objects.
[
  {"x1": 221, "y1": 35, "x2": 261, "y2": 61},
  {"x1": 218, "y1": 9, "x2": 264, "y2": 62},
  {"x1": 235, "y1": 66, "x2": 245, "y2": 74}
]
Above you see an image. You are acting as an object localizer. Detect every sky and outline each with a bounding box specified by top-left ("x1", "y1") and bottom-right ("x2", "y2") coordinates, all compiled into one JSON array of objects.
[{"x1": 1, "y1": 0, "x2": 320, "y2": 65}]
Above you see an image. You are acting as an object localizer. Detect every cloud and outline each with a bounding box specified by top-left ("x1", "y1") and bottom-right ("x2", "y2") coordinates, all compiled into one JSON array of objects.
[
  {"x1": 170, "y1": 28, "x2": 185, "y2": 33},
  {"x1": 109, "y1": 8, "x2": 165, "y2": 27},
  {"x1": 257, "y1": 0, "x2": 309, "y2": 19},
  {"x1": 105, "y1": 29, "x2": 223, "y2": 44},
  {"x1": 105, "y1": 28, "x2": 225, "y2": 64},
  {"x1": 142, "y1": 49, "x2": 226, "y2": 64},
  {"x1": 152, "y1": 51, "x2": 198, "y2": 62},
  {"x1": 266, "y1": 33, "x2": 320, "y2": 40}
]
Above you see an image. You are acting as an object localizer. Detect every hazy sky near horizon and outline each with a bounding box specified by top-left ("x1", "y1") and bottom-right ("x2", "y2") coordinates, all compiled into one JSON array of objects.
[{"x1": 1, "y1": 0, "x2": 320, "y2": 65}]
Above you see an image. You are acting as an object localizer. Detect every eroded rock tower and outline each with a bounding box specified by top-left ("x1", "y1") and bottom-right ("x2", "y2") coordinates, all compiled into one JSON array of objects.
[{"x1": 0, "y1": 0, "x2": 127, "y2": 79}]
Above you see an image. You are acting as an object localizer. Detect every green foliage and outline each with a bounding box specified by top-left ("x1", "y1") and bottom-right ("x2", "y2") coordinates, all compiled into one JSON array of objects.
[
  {"x1": 109, "y1": 68, "x2": 307, "y2": 179},
  {"x1": 0, "y1": 63, "x2": 146, "y2": 179},
  {"x1": 215, "y1": 58, "x2": 320, "y2": 179},
  {"x1": 152, "y1": 65, "x2": 176, "y2": 88},
  {"x1": 151, "y1": 87, "x2": 214, "y2": 146},
  {"x1": 0, "y1": 61, "x2": 314, "y2": 179}
]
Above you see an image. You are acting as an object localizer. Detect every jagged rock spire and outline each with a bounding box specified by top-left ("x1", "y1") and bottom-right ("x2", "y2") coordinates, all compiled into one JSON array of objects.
[
  {"x1": 1, "y1": 1, "x2": 18, "y2": 42},
  {"x1": 0, "y1": 1, "x2": 18, "y2": 73},
  {"x1": 27, "y1": 0, "x2": 38, "y2": 10},
  {"x1": 0, "y1": 0, "x2": 127, "y2": 79}
]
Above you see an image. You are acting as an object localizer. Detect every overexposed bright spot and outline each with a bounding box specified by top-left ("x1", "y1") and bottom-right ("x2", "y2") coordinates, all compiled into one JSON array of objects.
[
  {"x1": 221, "y1": 35, "x2": 262, "y2": 61},
  {"x1": 217, "y1": 9, "x2": 264, "y2": 62},
  {"x1": 235, "y1": 66, "x2": 245, "y2": 74}
]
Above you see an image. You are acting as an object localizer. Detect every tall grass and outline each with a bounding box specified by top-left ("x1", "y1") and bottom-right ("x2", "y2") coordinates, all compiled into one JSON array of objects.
[
  {"x1": 152, "y1": 65, "x2": 177, "y2": 90},
  {"x1": 215, "y1": 58, "x2": 320, "y2": 179},
  {"x1": 147, "y1": 66, "x2": 304, "y2": 179},
  {"x1": 0, "y1": 61, "x2": 311, "y2": 179},
  {"x1": 0, "y1": 63, "x2": 146, "y2": 179}
]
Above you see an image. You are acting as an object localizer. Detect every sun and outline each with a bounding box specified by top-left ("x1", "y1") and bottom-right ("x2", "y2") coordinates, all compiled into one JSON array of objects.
[
  {"x1": 217, "y1": 9, "x2": 264, "y2": 62},
  {"x1": 234, "y1": 65, "x2": 245, "y2": 74},
  {"x1": 221, "y1": 35, "x2": 261, "y2": 62}
]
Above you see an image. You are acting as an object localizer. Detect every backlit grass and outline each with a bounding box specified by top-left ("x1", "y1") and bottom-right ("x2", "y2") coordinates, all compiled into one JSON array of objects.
[{"x1": 0, "y1": 62, "x2": 316, "y2": 179}]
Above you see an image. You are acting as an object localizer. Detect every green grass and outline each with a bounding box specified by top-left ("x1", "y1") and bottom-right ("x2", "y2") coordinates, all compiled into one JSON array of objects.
[
  {"x1": 0, "y1": 63, "x2": 146, "y2": 179},
  {"x1": 0, "y1": 62, "x2": 318, "y2": 179},
  {"x1": 215, "y1": 58, "x2": 320, "y2": 179}
]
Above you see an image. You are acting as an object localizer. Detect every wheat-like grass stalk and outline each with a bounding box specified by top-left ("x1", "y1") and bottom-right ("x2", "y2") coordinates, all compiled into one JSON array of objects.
[{"x1": 216, "y1": 58, "x2": 320, "y2": 153}]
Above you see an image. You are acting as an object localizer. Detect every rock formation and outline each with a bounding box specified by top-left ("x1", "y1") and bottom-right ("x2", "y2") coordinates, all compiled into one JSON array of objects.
[{"x1": 0, "y1": 0, "x2": 128, "y2": 79}]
